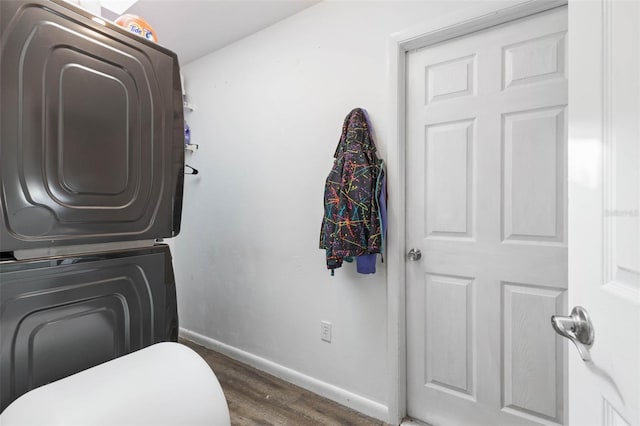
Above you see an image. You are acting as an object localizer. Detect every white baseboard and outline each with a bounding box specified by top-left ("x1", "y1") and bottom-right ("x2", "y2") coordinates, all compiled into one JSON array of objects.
[{"x1": 179, "y1": 328, "x2": 389, "y2": 422}]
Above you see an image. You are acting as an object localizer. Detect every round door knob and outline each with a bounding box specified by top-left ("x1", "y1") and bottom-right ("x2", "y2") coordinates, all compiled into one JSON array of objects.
[{"x1": 407, "y1": 248, "x2": 422, "y2": 261}]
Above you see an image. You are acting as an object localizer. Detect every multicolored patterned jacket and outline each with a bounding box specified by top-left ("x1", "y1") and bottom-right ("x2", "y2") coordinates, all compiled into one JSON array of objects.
[{"x1": 319, "y1": 108, "x2": 385, "y2": 274}]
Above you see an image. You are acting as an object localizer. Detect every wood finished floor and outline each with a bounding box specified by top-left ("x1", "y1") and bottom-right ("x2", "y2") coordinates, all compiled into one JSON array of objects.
[{"x1": 180, "y1": 339, "x2": 386, "y2": 426}]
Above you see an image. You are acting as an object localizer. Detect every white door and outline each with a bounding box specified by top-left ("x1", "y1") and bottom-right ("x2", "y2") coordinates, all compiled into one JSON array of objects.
[
  {"x1": 566, "y1": 1, "x2": 640, "y2": 425},
  {"x1": 406, "y1": 7, "x2": 568, "y2": 426}
]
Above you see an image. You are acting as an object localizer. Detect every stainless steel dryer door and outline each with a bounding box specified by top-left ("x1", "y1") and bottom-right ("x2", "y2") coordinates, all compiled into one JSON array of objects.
[
  {"x1": 0, "y1": 244, "x2": 179, "y2": 412},
  {"x1": 0, "y1": 0, "x2": 185, "y2": 251}
]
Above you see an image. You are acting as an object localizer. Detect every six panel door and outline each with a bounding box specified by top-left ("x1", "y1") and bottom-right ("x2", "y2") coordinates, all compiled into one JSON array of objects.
[{"x1": 406, "y1": 7, "x2": 568, "y2": 426}]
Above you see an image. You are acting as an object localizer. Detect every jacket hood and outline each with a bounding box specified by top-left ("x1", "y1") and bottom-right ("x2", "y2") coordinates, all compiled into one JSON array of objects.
[{"x1": 334, "y1": 108, "x2": 377, "y2": 158}]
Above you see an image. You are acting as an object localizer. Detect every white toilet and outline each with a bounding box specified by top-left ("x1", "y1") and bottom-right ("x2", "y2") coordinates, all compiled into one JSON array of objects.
[{"x1": 0, "y1": 343, "x2": 231, "y2": 426}]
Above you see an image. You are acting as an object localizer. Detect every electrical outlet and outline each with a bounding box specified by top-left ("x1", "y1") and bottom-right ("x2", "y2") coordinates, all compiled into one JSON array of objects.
[{"x1": 320, "y1": 321, "x2": 332, "y2": 343}]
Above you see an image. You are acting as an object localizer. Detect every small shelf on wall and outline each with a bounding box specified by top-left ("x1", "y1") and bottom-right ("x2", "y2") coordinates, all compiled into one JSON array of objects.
[
  {"x1": 183, "y1": 101, "x2": 196, "y2": 112},
  {"x1": 185, "y1": 144, "x2": 198, "y2": 152}
]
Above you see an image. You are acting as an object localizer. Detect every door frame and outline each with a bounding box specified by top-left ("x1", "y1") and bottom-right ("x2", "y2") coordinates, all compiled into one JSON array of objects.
[{"x1": 385, "y1": 1, "x2": 568, "y2": 423}]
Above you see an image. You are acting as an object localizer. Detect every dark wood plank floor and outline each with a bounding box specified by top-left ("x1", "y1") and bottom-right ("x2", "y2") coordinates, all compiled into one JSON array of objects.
[{"x1": 180, "y1": 339, "x2": 386, "y2": 426}]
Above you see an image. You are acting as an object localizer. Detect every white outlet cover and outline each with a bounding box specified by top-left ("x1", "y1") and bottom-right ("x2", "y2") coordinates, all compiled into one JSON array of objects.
[{"x1": 320, "y1": 321, "x2": 332, "y2": 343}]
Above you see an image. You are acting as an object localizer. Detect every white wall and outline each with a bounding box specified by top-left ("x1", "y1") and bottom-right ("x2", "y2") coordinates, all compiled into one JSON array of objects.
[{"x1": 174, "y1": 1, "x2": 519, "y2": 421}]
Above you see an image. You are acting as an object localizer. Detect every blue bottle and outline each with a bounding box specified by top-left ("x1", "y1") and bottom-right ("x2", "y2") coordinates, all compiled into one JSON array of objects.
[{"x1": 184, "y1": 122, "x2": 191, "y2": 145}]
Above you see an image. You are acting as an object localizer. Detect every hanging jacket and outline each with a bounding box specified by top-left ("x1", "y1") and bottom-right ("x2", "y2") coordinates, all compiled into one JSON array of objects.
[{"x1": 319, "y1": 108, "x2": 385, "y2": 275}]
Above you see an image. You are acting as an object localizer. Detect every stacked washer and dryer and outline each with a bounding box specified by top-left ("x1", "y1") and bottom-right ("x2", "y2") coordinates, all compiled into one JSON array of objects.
[{"x1": 0, "y1": 0, "x2": 194, "y2": 416}]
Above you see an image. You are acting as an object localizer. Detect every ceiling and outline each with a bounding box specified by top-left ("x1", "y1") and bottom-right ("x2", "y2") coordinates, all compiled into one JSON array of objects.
[{"x1": 101, "y1": 0, "x2": 319, "y2": 65}]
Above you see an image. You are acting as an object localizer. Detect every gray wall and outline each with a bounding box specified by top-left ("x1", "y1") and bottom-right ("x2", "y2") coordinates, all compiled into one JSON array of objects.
[{"x1": 173, "y1": 1, "x2": 517, "y2": 420}]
